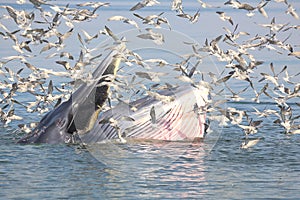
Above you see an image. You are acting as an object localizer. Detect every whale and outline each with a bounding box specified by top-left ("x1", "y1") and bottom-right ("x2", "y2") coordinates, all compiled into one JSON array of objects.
[{"x1": 17, "y1": 49, "x2": 208, "y2": 144}]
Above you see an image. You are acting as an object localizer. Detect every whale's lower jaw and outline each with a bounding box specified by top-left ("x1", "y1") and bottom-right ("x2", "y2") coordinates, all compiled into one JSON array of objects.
[{"x1": 79, "y1": 85, "x2": 208, "y2": 144}]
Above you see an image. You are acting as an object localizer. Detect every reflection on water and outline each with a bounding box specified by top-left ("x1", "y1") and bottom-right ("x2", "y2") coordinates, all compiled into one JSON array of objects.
[
  {"x1": 87, "y1": 140, "x2": 207, "y2": 173},
  {"x1": 95, "y1": 141, "x2": 208, "y2": 199}
]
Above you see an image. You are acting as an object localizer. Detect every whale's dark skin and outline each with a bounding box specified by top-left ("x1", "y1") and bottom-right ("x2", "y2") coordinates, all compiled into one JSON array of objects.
[{"x1": 17, "y1": 50, "x2": 120, "y2": 144}]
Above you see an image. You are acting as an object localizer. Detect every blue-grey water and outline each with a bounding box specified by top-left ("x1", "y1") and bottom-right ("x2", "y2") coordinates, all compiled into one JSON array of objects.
[{"x1": 1, "y1": 1, "x2": 300, "y2": 199}]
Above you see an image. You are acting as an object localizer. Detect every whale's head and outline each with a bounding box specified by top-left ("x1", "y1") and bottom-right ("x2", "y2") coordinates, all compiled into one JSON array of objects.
[{"x1": 17, "y1": 50, "x2": 123, "y2": 144}]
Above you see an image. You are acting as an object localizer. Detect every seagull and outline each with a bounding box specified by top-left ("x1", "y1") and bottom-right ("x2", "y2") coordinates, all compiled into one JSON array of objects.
[
  {"x1": 225, "y1": 83, "x2": 248, "y2": 102},
  {"x1": 259, "y1": 63, "x2": 287, "y2": 87},
  {"x1": 257, "y1": 0, "x2": 268, "y2": 18},
  {"x1": 216, "y1": 11, "x2": 234, "y2": 25},
  {"x1": 252, "y1": 107, "x2": 279, "y2": 118},
  {"x1": 238, "y1": 119, "x2": 263, "y2": 135},
  {"x1": 240, "y1": 138, "x2": 260, "y2": 149},
  {"x1": 137, "y1": 28, "x2": 164, "y2": 45},
  {"x1": 258, "y1": 17, "x2": 289, "y2": 32},
  {"x1": 288, "y1": 51, "x2": 300, "y2": 59},
  {"x1": 197, "y1": 0, "x2": 216, "y2": 8},
  {"x1": 286, "y1": 3, "x2": 299, "y2": 19},
  {"x1": 133, "y1": 12, "x2": 171, "y2": 29},
  {"x1": 177, "y1": 9, "x2": 200, "y2": 24},
  {"x1": 224, "y1": 0, "x2": 255, "y2": 11},
  {"x1": 108, "y1": 15, "x2": 140, "y2": 29},
  {"x1": 29, "y1": 0, "x2": 51, "y2": 8},
  {"x1": 81, "y1": 29, "x2": 99, "y2": 43},
  {"x1": 1, "y1": 5, "x2": 34, "y2": 28},
  {"x1": 130, "y1": 0, "x2": 160, "y2": 11},
  {"x1": 171, "y1": 0, "x2": 182, "y2": 11},
  {"x1": 135, "y1": 71, "x2": 168, "y2": 82},
  {"x1": 76, "y1": 2, "x2": 110, "y2": 8}
]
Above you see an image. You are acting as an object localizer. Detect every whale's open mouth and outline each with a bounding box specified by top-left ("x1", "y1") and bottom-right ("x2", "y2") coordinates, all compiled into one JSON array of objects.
[
  {"x1": 17, "y1": 47, "x2": 208, "y2": 144},
  {"x1": 79, "y1": 85, "x2": 208, "y2": 144}
]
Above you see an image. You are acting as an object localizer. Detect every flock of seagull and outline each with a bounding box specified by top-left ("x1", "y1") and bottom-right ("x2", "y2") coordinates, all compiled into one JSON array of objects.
[{"x1": 0, "y1": 0, "x2": 299, "y2": 148}]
